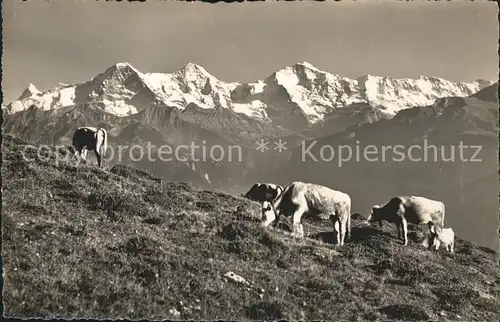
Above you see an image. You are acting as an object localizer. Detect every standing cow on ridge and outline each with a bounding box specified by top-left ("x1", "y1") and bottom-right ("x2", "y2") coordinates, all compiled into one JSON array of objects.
[
  {"x1": 366, "y1": 196, "x2": 446, "y2": 246},
  {"x1": 72, "y1": 126, "x2": 108, "y2": 168},
  {"x1": 261, "y1": 181, "x2": 352, "y2": 245}
]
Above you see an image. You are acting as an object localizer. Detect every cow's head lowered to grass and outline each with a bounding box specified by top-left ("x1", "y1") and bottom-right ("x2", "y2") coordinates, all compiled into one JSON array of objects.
[
  {"x1": 366, "y1": 205, "x2": 384, "y2": 227},
  {"x1": 261, "y1": 201, "x2": 276, "y2": 227}
]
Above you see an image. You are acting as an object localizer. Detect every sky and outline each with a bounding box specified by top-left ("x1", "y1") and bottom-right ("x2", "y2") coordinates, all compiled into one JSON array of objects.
[{"x1": 2, "y1": 0, "x2": 498, "y2": 103}]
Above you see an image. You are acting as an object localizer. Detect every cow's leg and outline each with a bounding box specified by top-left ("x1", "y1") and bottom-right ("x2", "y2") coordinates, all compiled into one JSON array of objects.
[
  {"x1": 449, "y1": 241, "x2": 454, "y2": 253},
  {"x1": 396, "y1": 222, "x2": 402, "y2": 239},
  {"x1": 81, "y1": 148, "x2": 88, "y2": 164},
  {"x1": 271, "y1": 212, "x2": 284, "y2": 230},
  {"x1": 330, "y1": 216, "x2": 340, "y2": 244},
  {"x1": 395, "y1": 202, "x2": 407, "y2": 244},
  {"x1": 94, "y1": 149, "x2": 102, "y2": 168},
  {"x1": 339, "y1": 219, "x2": 347, "y2": 246},
  {"x1": 428, "y1": 235, "x2": 435, "y2": 250},
  {"x1": 335, "y1": 221, "x2": 341, "y2": 245},
  {"x1": 73, "y1": 143, "x2": 83, "y2": 157},
  {"x1": 401, "y1": 217, "x2": 408, "y2": 245},
  {"x1": 73, "y1": 145, "x2": 85, "y2": 165},
  {"x1": 346, "y1": 212, "x2": 351, "y2": 241},
  {"x1": 291, "y1": 208, "x2": 305, "y2": 238}
]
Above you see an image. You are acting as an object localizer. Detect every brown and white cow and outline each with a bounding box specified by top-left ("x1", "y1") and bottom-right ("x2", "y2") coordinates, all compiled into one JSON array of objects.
[
  {"x1": 244, "y1": 183, "x2": 283, "y2": 203},
  {"x1": 261, "y1": 181, "x2": 351, "y2": 245},
  {"x1": 72, "y1": 126, "x2": 108, "y2": 167},
  {"x1": 366, "y1": 196, "x2": 446, "y2": 246}
]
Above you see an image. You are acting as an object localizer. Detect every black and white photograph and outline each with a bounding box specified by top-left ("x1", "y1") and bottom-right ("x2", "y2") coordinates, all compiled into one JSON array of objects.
[{"x1": 1, "y1": 0, "x2": 499, "y2": 320}]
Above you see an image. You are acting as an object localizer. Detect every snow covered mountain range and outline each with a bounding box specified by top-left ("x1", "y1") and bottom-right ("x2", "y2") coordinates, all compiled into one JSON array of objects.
[{"x1": 4, "y1": 62, "x2": 493, "y2": 131}]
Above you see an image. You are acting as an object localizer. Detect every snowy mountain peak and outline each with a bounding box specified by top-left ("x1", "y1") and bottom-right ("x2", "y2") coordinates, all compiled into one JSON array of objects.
[
  {"x1": 27, "y1": 83, "x2": 39, "y2": 92},
  {"x1": 294, "y1": 61, "x2": 320, "y2": 70},
  {"x1": 177, "y1": 63, "x2": 214, "y2": 81},
  {"x1": 182, "y1": 62, "x2": 207, "y2": 72},
  {"x1": 115, "y1": 62, "x2": 134, "y2": 69},
  {"x1": 98, "y1": 62, "x2": 141, "y2": 81},
  {"x1": 104, "y1": 62, "x2": 141, "y2": 76},
  {"x1": 18, "y1": 83, "x2": 40, "y2": 100}
]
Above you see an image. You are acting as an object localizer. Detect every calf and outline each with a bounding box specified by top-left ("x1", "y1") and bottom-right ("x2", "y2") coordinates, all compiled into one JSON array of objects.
[
  {"x1": 427, "y1": 221, "x2": 455, "y2": 253},
  {"x1": 72, "y1": 126, "x2": 108, "y2": 167},
  {"x1": 262, "y1": 181, "x2": 351, "y2": 245},
  {"x1": 244, "y1": 183, "x2": 283, "y2": 203},
  {"x1": 366, "y1": 196, "x2": 445, "y2": 246}
]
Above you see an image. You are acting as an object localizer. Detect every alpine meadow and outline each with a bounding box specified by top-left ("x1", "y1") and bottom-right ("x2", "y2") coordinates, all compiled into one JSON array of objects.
[{"x1": 2, "y1": 1, "x2": 499, "y2": 321}]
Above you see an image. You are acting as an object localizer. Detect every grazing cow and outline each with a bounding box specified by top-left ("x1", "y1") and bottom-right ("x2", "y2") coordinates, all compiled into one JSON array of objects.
[
  {"x1": 244, "y1": 183, "x2": 283, "y2": 203},
  {"x1": 72, "y1": 126, "x2": 108, "y2": 167},
  {"x1": 366, "y1": 196, "x2": 445, "y2": 246},
  {"x1": 261, "y1": 181, "x2": 351, "y2": 245},
  {"x1": 426, "y1": 222, "x2": 455, "y2": 253}
]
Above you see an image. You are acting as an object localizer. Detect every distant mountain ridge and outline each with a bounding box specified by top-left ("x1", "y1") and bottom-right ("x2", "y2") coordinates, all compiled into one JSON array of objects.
[{"x1": 4, "y1": 62, "x2": 493, "y2": 133}]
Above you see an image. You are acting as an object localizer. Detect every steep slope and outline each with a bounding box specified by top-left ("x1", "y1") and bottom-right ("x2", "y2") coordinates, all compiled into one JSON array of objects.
[
  {"x1": 2, "y1": 136, "x2": 499, "y2": 320},
  {"x1": 275, "y1": 84, "x2": 499, "y2": 250},
  {"x1": 4, "y1": 62, "x2": 492, "y2": 134}
]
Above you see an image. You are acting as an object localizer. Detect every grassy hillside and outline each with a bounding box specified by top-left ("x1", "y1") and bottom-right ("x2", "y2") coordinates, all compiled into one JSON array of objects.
[{"x1": 2, "y1": 135, "x2": 499, "y2": 320}]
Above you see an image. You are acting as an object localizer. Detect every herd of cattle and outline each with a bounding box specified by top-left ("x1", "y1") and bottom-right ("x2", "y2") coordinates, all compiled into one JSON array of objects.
[
  {"x1": 72, "y1": 126, "x2": 455, "y2": 253},
  {"x1": 244, "y1": 182, "x2": 455, "y2": 253}
]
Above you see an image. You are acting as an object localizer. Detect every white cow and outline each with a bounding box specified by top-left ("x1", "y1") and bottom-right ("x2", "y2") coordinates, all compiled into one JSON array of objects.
[
  {"x1": 367, "y1": 196, "x2": 446, "y2": 246},
  {"x1": 426, "y1": 221, "x2": 455, "y2": 253},
  {"x1": 261, "y1": 181, "x2": 351, "y2": 245},
  {"x1": 72, "y1": 126, "x2": 108, "y2": 167}
]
